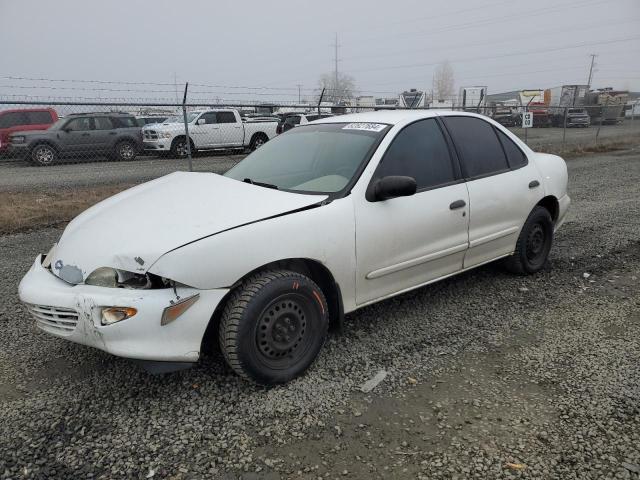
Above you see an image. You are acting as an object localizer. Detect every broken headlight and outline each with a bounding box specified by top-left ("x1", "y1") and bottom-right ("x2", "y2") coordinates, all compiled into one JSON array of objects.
[{"x1": 85, "y1": 267, "x2": 169, "y2": 289}]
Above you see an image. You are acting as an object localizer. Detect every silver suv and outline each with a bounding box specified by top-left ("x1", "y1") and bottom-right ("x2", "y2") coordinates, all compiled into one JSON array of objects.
[{"x1": 8, "y1": 112, "x2": 143, "y2": 166}]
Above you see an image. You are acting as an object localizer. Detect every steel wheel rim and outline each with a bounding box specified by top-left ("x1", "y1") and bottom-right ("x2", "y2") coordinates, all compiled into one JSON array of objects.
[
  {"x1": 119, "y1": 143, "x2": 134, "y2": 159},
  {"x1": 35, "y1": 147, "x2": 54, "y2": 164},
  {"x1": 255, "y1": 293, "x2": 315, "y2": 368},
  {"x1": 526, "y1": 223, "x2": 546, "y2": 262}
]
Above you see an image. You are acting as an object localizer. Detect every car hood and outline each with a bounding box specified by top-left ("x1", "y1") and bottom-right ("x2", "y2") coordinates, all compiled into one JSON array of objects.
[
  {"x1": 50, "y1": 172, "x2": 327, "y2": 284},
  {"x1": 11, "y1": 129, "x2": 51, "y2": 137}
]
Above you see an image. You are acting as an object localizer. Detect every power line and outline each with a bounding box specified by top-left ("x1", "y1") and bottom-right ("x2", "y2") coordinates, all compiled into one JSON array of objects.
[{"x1": 348, "y1": 35, "x2": 640, "y2": 74}]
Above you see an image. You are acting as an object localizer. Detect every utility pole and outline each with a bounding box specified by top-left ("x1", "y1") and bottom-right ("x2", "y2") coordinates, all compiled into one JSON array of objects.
[
  {"x1": 173, "y1": 72, "x2": 179, "y2": 105},
  {"x1": 587, "y1": 54, "x2": 597, "y2": 87},
  {"x1": 296, "y1": 84, "x2": 302, "y2": 103}
]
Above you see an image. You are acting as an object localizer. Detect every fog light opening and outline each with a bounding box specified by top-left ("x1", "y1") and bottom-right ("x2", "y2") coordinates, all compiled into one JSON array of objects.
[{"x1": 102, "y1": 307, "x2": 138, "y2": 325}]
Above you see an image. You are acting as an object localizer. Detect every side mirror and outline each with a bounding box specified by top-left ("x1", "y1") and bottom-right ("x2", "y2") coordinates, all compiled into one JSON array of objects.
[
  {"x1": 62, "y1": 127, "x2": 72, "y2": 133},
  {"x1": 368, "y1": 176, "x2": 417, "y2": 202},
  {"x1": 196, "y1": 118, "x2": 205, "y2": 125}
]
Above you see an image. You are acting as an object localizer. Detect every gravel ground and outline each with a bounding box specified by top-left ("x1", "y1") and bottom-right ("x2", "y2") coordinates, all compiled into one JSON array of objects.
[
  {"x1": 1, "y1": 121, "x2": 638, "y2": 192},
  {"x1": 0, "y1": 148, "x2": 638, "y2": 479}
]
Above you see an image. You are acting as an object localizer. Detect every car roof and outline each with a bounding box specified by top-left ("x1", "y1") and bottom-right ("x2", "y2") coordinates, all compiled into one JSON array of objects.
[{"x1": 315, "y1": 109, "x2": 482, "y2": 125}]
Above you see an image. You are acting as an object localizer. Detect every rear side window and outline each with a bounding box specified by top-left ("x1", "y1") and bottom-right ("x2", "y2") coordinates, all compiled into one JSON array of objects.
[
  {"x1": 94, "y1": 117, "x2": 114, "y2": 130},
  {"x1": 495, "y1": 129, "x2": 527, "y2": 169},
  {"x1": 216, "y1": 112, "x2": 237, "y2": 123},
  {"x1": 26, "y1": 111, "x2": 53, "y2": 124},
  {"x1": 443, "y1": 116, "x2": 508, "y2": 178},
  {"x1": 374, "y1": 118, "x2": 455, "y2": 190},
  {"x1": 0, "y1": 112, "x2": 28, "y2": 129},
  {"x1": 113, "y1": 116, "x2": 137, "y2": 128}
]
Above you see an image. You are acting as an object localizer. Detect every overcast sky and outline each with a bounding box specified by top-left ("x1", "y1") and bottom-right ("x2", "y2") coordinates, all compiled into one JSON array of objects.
[{"x1": 1, "y1": 0, "x2": 639, "y2": 103}]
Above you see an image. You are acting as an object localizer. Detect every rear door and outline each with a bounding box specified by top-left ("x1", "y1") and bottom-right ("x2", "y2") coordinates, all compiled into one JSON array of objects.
[
  {"x1": 441, "y1": 115, "x2": 543, "y2": 268},
  {"x1": 215, "y1": 111, "x2": 243, "y2": 147},
  {"x1": 92, "y1": 116, "x2": 117, "y2": 152}
]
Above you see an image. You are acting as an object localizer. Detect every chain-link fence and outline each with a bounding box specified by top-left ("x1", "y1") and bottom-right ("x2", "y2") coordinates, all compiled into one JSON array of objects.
[{"x1": 1, "y1": 98, "x2": 638, "y2": 195}]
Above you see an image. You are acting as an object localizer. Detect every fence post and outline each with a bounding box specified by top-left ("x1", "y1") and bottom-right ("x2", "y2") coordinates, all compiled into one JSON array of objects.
[
  {"x1": 181, "y1": 82, "x2": 193, "y2": 172},
  {"x1": 562, "y1": 106, "x2": 567, "y2": 153},
  {"x1": 595, "y1": 97, "x2": 608, "y2": 146}
]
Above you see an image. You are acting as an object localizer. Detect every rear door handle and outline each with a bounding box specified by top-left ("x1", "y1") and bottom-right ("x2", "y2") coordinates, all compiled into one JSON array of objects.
[
  {"x1": 81, "y1": 133, "x2": 90, "y2": 137},
  {"x1": 529, "y1": 180, "x2": 540, "y2": 188},
  {"x1": 109, "y1": 131, "x2": 117, "y2": 135},
  {"x1": 449, "y1": 199, "x2": 466, "y2": 210}
]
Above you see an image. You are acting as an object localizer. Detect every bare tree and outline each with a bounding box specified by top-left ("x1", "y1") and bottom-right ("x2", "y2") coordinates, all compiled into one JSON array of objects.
[
  {"x1": 318, "y1": 72, "x2": 356, "y2": 103},
  {"x1": 433, "y1": 61, "x2": 455, "y2": 101}
]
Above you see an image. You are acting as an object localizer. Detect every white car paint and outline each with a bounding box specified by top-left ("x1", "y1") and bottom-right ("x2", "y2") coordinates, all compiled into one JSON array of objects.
[
  {"x1": 142, "y1": 109, "x2": 277, "y2": 153},
  {"x1": 18, "y1": 110, "x2": 570, "y2": 367}
]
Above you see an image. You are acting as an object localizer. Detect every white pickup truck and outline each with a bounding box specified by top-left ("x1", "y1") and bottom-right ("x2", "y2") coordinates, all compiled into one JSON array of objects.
[{"x1": 142, "y1": 109, "x2": 278, "y2": 157}]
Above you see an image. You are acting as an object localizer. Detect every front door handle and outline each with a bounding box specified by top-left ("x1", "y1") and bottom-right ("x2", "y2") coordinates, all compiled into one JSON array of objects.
[
  {"x1": 81, "y1": 133, "x2": 90, "y2": 137},
  {"x1": 449, "y1": 199, "x2": 466, "y2": 210},
  {"x1": 529, "y1": 180, "x2": 540, "y2": 188}
]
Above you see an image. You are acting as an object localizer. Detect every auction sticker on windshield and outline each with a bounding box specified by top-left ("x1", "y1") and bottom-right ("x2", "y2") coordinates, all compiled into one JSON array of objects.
[{"x1": 342, "y1": 123, "x2": 387, "y2": 132}]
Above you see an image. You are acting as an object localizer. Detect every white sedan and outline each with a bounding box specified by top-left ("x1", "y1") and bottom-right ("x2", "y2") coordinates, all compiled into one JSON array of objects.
[{"x1": 18, "y1": 111, "x2": 570, "y2": 385}]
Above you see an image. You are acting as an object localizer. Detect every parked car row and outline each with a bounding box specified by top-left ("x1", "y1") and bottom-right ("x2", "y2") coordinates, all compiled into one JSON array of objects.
[{"x1": 0, "y1": 108, "x2": 280, "y2": 165}]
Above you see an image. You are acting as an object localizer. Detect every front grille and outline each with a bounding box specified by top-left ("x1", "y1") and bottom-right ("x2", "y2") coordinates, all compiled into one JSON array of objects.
[
  {"x1": 143, "y1": 130, "x2": 158, "y2": 140},
  {"x1": 26, "y1": 304, "x2": 79, "y2": 335}
]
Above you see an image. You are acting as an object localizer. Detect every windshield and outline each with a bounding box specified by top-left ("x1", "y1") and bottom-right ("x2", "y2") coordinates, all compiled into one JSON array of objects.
[
  {"x1": 48, "y1": 118, "x2": 68, "y2": 130},
  {"x1": 163, "y1": 112, "x2": 200, "y2": 123},
  {"x1": 225, "y1": 122, "x2": 389, "y2": 193}
]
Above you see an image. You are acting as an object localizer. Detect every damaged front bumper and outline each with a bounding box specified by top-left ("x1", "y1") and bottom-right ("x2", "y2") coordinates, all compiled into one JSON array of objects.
[{"x1": 18, "y1": 255, "x2": 229, "y2": 363}]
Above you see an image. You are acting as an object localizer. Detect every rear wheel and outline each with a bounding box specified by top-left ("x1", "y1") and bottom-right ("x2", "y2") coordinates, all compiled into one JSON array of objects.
[
  {"x1": 30, "y1": 144, "x2": 57, "y2": 166},
  {"x1": 114, "y1": 140, "x2": 137, "y2": 161},
  {"x1": 504, "y1": 206, "x2": 554, "y2": 274},
  {"x1": 219, "y1": 270, "x2": 328, "y2": 385},
  {"x1": 250, "y1": 134, "x2": 267, "y2": 151}
]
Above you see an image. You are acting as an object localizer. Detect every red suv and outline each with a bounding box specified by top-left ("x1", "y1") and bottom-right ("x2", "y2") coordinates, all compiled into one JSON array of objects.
[{"x1": 0, "y1": 108, "x2": 58, "y2": 154}]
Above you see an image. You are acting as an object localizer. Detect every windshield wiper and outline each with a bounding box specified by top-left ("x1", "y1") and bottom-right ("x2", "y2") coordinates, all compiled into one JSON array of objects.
[{"x1": 243, "y1": 178, "x2": 279, "y2": 190}]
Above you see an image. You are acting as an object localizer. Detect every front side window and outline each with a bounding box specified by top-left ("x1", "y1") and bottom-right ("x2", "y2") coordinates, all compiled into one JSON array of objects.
[
  {"x1": 200, "y1": 112, "x2": 217, "y2": 124},
  {"x1": 65, "y1": 117, "x2": 92, "y2": 131},
  {"x1": 94, "y1": 117, "x2": 114, "y2": 130},
  {"x1": 225, "y1": 122, "x2": 388, "y2": 193},
  {"x1": 443, "y1": 116, "x2": 509, "y2": 178},
  {"x1": 26, "y1": 111, "x2": 53, "y2": 124},
  {"x1": 373, "y1": 118, "x2": 455, "y2": 190}
]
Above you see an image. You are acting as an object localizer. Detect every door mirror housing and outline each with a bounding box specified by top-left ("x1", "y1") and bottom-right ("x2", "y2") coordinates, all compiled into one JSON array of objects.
[
  {"x1": 62, "y1": 127, "x2": 72, "y2": 133},
  {"x1": 196, "y1": 118, "x2": 206, "y2": 125},
  {"x1": 368, "y1": 176, "x2": 417, "y2": 202}
]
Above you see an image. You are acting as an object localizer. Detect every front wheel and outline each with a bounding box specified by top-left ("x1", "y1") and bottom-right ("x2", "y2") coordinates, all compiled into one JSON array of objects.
[
  {"x1": 219, "y1": 270, "x2": 329, "y2": 385},
  {"x1": 171, "y1": 137, "x2": 194, "y2": 158},
  {"x1": 504, "y1": 206, "x2": 554, "y2": 275},
  {"x1": 31, "y1": 144, "x2": 58, "y2": 166}
]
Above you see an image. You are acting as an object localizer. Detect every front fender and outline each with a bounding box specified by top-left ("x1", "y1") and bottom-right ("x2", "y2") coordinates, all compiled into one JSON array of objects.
[{"x1": 147, "y1": 197, "x2": 357, "y2": 310}]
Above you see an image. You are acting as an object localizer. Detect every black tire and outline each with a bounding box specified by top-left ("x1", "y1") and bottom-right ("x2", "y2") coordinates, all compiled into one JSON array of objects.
[
  {"x1": 504, "y1": 206, "x2": 554, "y2": 275},
  {"x1": 114, "y1": 140, "x2": 137, "y2": 161},
  {"x1": 30, "y1": 143, "x2": 58, "y2": 166},
  {"x1": 171, "y1": 137, "x2": 195, "y2": 158},
  {"x1": 219, "y1": 269, "x2": 329, "y2": 385},
  {"x1": 249, "y1": 133, "x2": 268, "y2": 151}
]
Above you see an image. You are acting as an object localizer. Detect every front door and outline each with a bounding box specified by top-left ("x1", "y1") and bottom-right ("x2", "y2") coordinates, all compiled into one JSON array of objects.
[
  {"x1": 354, "y1": 118, "x2": 470, "y2": 305},
  {"x1": 58, "y1": 117, "x2": 94, "y2": 155}
]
